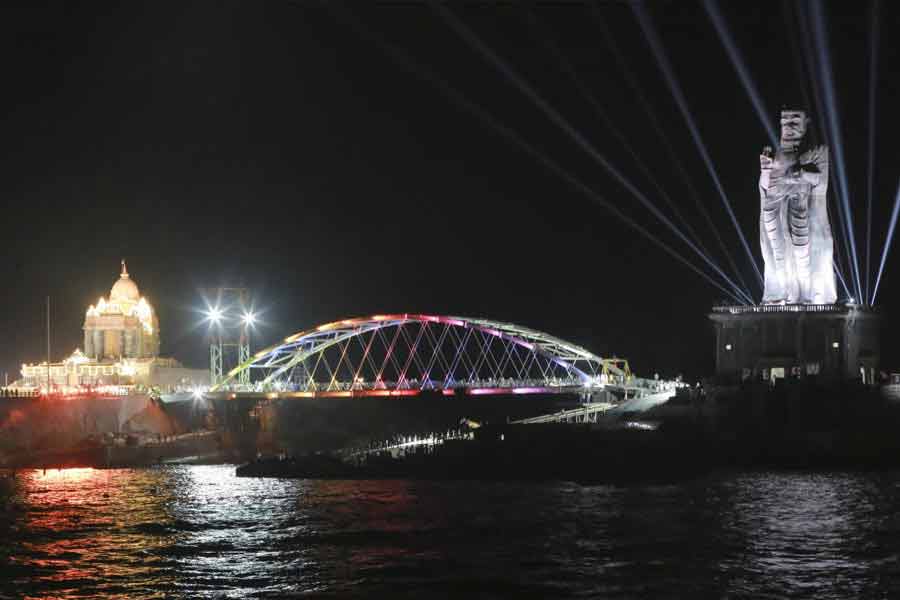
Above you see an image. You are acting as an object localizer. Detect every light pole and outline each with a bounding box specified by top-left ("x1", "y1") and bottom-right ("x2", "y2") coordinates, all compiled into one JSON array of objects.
[{"x1": 204, "y1": 288, "x2": 252, "y2": 387}]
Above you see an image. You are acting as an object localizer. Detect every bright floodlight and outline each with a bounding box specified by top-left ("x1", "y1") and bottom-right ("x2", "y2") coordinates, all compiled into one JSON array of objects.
[
  {"x1": 242, "y1": 311, "x2": 256, "y2": 327},
  {"x1": 206, "y1": 306, "x2": 223, "y2": 324}
]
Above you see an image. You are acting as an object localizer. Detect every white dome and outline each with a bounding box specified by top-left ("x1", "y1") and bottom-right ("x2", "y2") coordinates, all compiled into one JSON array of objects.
[{"x1": 110, "y1": 261, "x2": 140, "y2": 303}]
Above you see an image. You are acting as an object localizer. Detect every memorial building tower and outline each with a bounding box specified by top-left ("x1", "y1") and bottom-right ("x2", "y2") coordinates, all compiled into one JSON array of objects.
[{"x1": 83, "y1": 261, "x2": 160, "y2": 360}]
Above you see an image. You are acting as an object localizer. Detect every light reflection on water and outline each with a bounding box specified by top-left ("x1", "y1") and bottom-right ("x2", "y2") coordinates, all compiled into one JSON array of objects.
[{"x1": 2, "y1": 466, "x2": 900, "y2": 598}]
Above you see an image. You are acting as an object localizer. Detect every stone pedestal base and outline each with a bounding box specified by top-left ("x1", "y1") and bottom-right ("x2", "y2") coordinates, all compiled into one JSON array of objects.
[{"x1": 709, "y1": 305, "x2": 881, "y2": 383}]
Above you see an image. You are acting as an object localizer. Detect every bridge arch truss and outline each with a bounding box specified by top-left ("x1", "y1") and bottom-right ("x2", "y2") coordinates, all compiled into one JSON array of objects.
[{"x1": 211, "y1": 314, "x2": 630, "y2": 396}]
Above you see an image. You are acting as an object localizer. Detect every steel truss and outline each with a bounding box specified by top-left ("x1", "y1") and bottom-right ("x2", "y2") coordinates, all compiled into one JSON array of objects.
[
  {"x1": 207, "y1": 287, "x2": 251, "y2": 386},
  {"x1": 210, "y1": 314, "x2": 631, "y2": 393}
]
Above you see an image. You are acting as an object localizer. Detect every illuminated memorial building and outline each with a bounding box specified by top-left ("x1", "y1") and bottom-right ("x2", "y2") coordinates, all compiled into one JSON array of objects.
[
  {"x1": 20, "y1": 262, "x2": 208, "y2": 391},
  {"x1": 84, "y1": 261, "x2": 159, "y2": 360}
]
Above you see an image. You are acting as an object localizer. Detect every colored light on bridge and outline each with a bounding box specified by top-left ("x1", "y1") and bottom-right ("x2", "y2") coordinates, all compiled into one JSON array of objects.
[
  {"x1": 384, "y1": 314, "x2": 413, "y2": 322},
  {"x1": 371, "y1": 314, "x2": 415, "y2": 322},
  {"x1": 467, "y1": 387, "x2": 558, "y2": 396},
  {"x1": 364, "y1": 389, "x2": 421, "y2": 397},
  {"x1": 468, "y1": 388, "x2": 507, "y2": 396},
  {"x1": 217, "y1": 314, "x2": 608, "y2": 393},
  {"x1": 422, "y1": 316, "x2": 467, "y2": 327},
  {"x1": 218, "y1": 380, "x2": 585, "y2": 399},
  {"x1": 273, "y1": 389, "x2": 425, "y2": 399}
]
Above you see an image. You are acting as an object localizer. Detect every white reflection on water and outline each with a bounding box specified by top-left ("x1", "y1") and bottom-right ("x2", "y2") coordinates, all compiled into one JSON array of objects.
[
  {"x1": 723, "y1": 472, "x2": 880, "y2": 596},
  {"x1": 165, "y1": 465, "x2": 323, "y2": 598},
  {"x1": 4, "y1": 467, "x2": 900, "y2": 598}
]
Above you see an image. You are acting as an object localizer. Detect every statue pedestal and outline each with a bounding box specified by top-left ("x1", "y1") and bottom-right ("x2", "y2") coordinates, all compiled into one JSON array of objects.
[{"x1": 709, "y1": 305, "x2": 881, "y2": 384}]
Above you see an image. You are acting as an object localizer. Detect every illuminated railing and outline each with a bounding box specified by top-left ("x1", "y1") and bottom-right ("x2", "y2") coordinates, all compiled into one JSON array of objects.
[
  {"x1": 513, "y1": 402, "x2": 616, "y2": 424},
  {"x1": 215, "y1": 377, "x2": 590, "y2": 394},
  {"x1": 0, "y1": 389, "x2": 41, "y2": 399},
  {"x1": 338, "y1": 428, "x2": 472, "y2": 462},
  {"x1": 211, "y1": 375, "x2": 684, "y2": 399},
  {"x1": 711, "y1": 304, "x2": 867, "y2": 315}
]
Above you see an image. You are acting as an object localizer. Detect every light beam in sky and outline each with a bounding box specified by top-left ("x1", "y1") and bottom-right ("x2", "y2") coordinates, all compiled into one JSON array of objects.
[
  {"x1": 703, "y1": 0, "x2": 779, "y2": 147},
  {"x1": 590, "y1": 7, "x2": 754, "y2": 300},
  {"x1": 808, "y1": 0, "x2": 864, "y2": 303},
  {"x1": 632, "y1": 2, "x2": 764, "y2": 290},
  {"x1": 328, "y1": 3, "x2": 754, "y2": 305},
  {"x1": 865, "y1": 0, "x2": 880, "y2": 304},
  {"x1": 871, "y1": 180, "x2": 900, "y2": 306},
  {"x1": 432, "y1": 2, "x2": 755, "y2": 304}
]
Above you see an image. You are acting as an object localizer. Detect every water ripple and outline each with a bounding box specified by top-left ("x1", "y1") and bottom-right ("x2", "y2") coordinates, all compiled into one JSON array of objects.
[{"x1": 3, "y1": 466, "x2": 900, "y2": 597}]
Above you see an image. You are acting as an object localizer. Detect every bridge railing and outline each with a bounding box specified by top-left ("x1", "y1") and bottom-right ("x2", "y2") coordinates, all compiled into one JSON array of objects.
[
  {"x1": 513, "y1": 402, "x2": 616, "y2": 424},
  {"x1": 0, "y1": 389, "x2": 41, "y2": 399},
  {"x1": 214, "y1": 376, "x2": 590, "y2": 394},
  {"x1": 336, "y1": 428, "x2": 472, "y2": 463},
  {"x1": 209, "y1": 375, "x2": 686, "y2": 399}
]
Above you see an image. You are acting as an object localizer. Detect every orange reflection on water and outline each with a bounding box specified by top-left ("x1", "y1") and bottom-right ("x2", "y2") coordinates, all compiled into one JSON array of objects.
[
  {"x1": 31, "y1": 467, "x2": 99, "y2": 484},
  {"x1": 9, "y1": 467, "x2": 178, "y2": 597}
]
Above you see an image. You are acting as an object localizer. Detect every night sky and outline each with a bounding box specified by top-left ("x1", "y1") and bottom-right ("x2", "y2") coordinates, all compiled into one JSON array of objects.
[{"x1": 2, "y1": 1, "x2": 898, "y2": 382}]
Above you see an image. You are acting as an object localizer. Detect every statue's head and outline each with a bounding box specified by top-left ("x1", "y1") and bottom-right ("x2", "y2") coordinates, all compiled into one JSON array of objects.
[{"x1": 780, "y1": 109, "x2": 809, "y2": 143}]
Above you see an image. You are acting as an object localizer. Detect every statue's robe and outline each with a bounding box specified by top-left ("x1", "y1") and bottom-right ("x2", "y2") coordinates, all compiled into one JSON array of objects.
[{"x1": 760, "y1": 144, "x2": 836, "y2": 304}]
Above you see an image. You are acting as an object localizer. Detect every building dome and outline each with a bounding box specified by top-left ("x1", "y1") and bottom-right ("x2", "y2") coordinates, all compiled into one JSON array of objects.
[
  {"x1": 83, "y1": 260, "x2": 160, "y2": 361},
  {"x1": 110, "y1": 260, "x2": 140, "y2": 303}
]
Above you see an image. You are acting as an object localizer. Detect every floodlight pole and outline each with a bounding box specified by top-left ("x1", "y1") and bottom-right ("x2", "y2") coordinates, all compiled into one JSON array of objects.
[
  {"x1": 210, "y1": 342, "x2": 223, "y2": 387},
  {"x1": 206, "y1": 287, "x2": 251, "y2": 387}
]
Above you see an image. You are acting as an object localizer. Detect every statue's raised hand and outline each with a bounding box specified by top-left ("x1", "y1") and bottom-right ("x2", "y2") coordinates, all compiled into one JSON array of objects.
[{"x1": 760, "y1": 146, "x2": 774, "y2": 172}]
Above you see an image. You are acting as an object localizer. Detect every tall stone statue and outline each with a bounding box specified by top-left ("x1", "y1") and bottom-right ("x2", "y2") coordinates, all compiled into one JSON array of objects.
[{"x1": 759, "y1": 109, "x2": 837, "y2": 304}]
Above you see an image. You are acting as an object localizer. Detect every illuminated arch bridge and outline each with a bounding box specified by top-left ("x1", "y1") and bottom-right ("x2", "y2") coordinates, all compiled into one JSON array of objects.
[{"x1": 210, "y1": 314, "x2": 670, "y2": 400}]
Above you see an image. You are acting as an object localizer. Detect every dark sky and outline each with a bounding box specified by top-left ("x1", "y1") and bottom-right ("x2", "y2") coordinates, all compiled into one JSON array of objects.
[{"x1": 1, "y1": 1, "x2": 898, "y2": 381}]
